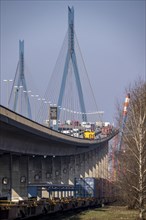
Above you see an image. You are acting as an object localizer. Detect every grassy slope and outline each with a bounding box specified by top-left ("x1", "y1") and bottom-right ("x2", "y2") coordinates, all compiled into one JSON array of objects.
[{"x1": 61, "y1": 206, "x2": 146, "y2": 220}]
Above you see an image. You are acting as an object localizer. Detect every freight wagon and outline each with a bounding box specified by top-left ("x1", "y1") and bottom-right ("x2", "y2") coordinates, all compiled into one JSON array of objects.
[
  {"x1": 74, "y1": 177, "x2": 115, "y2": 202},
  {"x1": 0, "y1": 178, "x2": 116, "y2": 219}
]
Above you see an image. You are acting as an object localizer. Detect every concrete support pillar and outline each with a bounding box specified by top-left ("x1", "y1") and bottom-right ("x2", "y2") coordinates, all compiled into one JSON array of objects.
[
  {"x1": 28, "y1": 155, "x2": 42, "y2": 184},
  {"x1": 52, "y1": 156, "x2": 61, "y2": 184},
  {"x1": 11, "y1": 155, "x2": 28, "y2": 201},
  {"x1": 84, "y1": 152, "x2": 89, "y2": 177},
  {"x1": 45, "y1": 156, "x2": 53, "y2": 183},
  {"x1": 98, "y1": 149, "x2": 102, "y2": 178},
  {"x1": 68, "y1": 156, "x2": 75, "y2": 184},
  {"x1": 92, "y1": 150, "x2": 96, "y2": 177},
  {"x1": 41, "y1": 156, "x2": 48, "y2": 182},
  {"x1": 88, "y1": 151, "x2": 93, "y2": 177},
  {"x1": 95, "y1": 148, "x2": 99, "y2": 178},
  {"x1": 105, "y1": 147, "x2": 109, "y2": 179},
  {"x1": 102, "y1": 144, "x2": 108, "y2": 179},
  {"x1": 75, "y1": 154, "x2": 80, "y2": 179},
  {"x1": 0, "y1": 153, "x2": 11, "y2": 200},
  {"x1": 61, "y1": 156, "x2": 69, "y2": 184},
  {"x1": 80, "y1": 153, "x2": 85, "y2": 178}
]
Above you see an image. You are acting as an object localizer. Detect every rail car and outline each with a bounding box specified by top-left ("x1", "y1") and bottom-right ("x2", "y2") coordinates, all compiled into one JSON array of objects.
[
  {"x1": 0, "y1": 196, "x2": 113, "y2": 220},
  {"x1": 0, "y1": 177, "x2": 116, "y2": 220}
]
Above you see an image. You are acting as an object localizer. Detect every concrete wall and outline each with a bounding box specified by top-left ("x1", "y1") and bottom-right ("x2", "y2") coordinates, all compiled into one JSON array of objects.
[
  {"x1": 0, "y1": 106, "x2": 115, "y2": 200},
  {"x1": 0, "y1": 154, "x2": 11, "y2": 199},
  {"x1": 0, "y1": 143, "x2": 109, "y2": 201}
]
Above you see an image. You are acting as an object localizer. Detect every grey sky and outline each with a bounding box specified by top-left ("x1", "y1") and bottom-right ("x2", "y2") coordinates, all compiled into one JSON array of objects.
[{"x1": 1, "y1": 0, "x2": 145, "y2": 123}]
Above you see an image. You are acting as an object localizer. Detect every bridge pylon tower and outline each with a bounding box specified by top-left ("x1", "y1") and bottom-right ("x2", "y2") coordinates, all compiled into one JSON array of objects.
[
  {"x1": 57, "y1": 7, "x2": 87, "y2": 122},
  {"x1": 10, "y1": 40, "x2": 32, "y2": 119}
]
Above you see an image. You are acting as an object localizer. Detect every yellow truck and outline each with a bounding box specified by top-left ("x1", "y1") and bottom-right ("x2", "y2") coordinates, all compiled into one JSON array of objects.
[{"x1": 83, "y1": 131, "x2": 95, "y2": 139}]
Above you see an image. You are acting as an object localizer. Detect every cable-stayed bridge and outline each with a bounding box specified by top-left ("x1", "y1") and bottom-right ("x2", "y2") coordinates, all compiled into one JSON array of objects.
[
  {"x1": 0, "y1": 7, "x2": 118, "y2": 209},
  {"x1": 8, "y1": 7, "x2": 103, "y2": 128}
]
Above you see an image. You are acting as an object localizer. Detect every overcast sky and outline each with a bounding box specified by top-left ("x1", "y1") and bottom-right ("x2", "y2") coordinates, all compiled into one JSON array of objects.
[{"x1": 1, "y1": 0, "x2": 145, "y2": 123}]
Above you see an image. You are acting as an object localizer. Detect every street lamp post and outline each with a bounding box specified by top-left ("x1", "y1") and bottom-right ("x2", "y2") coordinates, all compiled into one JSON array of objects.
[{"x1": 3, "y1": 79, "x2": 13, "y2": 108}]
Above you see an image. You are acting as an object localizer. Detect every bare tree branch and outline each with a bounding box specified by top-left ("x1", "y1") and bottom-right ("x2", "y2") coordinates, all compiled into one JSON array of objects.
[{"x1": 115, "y1": 79, "x2": 146, "y2": 219}]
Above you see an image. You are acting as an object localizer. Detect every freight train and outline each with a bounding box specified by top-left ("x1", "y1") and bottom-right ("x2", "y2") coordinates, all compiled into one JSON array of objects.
[
  {"x1": 0, "y1": 178, "x2": 116, "y2": 220},
  {"x1": 0, "y1": 196, "x2": 108, "y2": 220}
]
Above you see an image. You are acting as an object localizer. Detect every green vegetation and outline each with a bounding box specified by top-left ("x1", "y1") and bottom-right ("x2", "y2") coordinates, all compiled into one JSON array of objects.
[{"x1": 61, "y1": 206, "x2": 146, "y2": 220}]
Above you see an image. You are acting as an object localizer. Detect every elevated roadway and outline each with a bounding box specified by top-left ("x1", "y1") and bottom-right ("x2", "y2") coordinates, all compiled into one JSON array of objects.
[
  {"x1": 0, "y1": 105, "x2": 118, "y2": 156},
  {"x1": 0, "y1": 105, "x2": 118, "y2": 201}
]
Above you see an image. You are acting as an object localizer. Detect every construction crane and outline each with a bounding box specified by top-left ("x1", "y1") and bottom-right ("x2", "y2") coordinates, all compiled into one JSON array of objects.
[
  {"x1": 117, "y1": 93, "x2": 130, "y2": 151},
  {"x1": 109, "y1": 93, "x2": 130, "y2": 181}
]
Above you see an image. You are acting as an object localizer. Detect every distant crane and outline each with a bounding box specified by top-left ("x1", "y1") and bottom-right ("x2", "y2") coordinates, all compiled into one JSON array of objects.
[
  {"x1": 117, "y1": 93, "x2": 130, "y2": 151},
  {"x1": 110, "y1": 93, "x2": 130, "y2": 181}
]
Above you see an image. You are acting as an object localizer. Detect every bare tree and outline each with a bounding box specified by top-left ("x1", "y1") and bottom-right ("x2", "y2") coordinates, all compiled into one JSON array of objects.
[{"x1": 116, "y1": 80, "x2": 146, "y2": 219}]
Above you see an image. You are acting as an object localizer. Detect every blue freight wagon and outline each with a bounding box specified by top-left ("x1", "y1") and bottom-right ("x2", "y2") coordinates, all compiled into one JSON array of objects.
[{"x1": 74, "y1": 177, "x2": 99, "y2": 198}]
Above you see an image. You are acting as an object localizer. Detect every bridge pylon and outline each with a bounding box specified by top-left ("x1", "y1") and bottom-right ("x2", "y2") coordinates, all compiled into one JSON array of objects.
[
  {"x1": 9, "y1": 40, "x2": 32, "y2": 119},
  {"x1": 57, "y1": 7, "x2": 87, "y2": 122}
]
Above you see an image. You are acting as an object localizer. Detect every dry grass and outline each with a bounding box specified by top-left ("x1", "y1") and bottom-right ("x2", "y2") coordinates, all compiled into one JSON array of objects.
[{"x1": 61, "y1": 206, "x2": 146, "y2": 220}]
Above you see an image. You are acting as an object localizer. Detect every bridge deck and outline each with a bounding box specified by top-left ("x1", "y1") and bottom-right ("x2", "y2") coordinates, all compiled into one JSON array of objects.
[{"x1": 0, "y1": 105, "x2": 118, "y2": 156}]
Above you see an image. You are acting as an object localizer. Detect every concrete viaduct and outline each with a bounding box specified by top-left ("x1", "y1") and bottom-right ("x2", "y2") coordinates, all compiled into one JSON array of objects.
[{"x1": 0, "y1": 105, "x2": 117, "y2": 201}]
